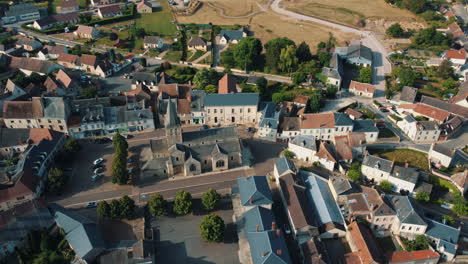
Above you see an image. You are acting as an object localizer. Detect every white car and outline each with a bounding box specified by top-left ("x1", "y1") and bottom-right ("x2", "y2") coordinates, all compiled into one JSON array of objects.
[
  {"x1": 93, "y1": 158, "x2": 104, "y2": 165},
  {"x1": 94, "y1": 167, "x2": 104, "y2": 174},
  {"x1": 86, "y1": 202, "x2": 98, "y2": 208},
  {"x1": 91, "y1": 174, "x2": 103, "y2": 181}
]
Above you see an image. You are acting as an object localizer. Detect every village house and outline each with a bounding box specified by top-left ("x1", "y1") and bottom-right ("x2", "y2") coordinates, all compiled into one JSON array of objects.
[
  {"x1": 204, "y1": 93, "x2": 259, "y2": 126},
  {"x1": 37, "y1": 45, "x2": 68, "y2": 60},
  {"x1": 131, "y1": 72, "x2": 159, "y2": 91},
  {"x1": 0, "y1": 79, "x2": 28, "y2": 111},
  {"x1": 399, "y1": 86, "x2": 418, "y2": 104},
  {"x1": 387, "y1": 195, "x2": 427, "y2": 240},
  {"x1": 344, "y1": 221, "x2": 384, "y2": 264},
  {"x1": 335, "y1": 39, "x2": 373, "y2": 67},
  {"x1": 443, "y1": 48, "x2": 466, "y2": 67},
  {"x1": 190, "y1": 90, "x2": 206, "y2": 124},
  {"x1": 33, "y1": 12, "x2": 80, "y2": 31},
  {"x1": 218, "y1": 29, "x2": 247, "y2": 44},
  {"x1": 74, "y1": 25, "x2": 100, "y2": 40},
  {"x1": 97, "y1": 5, "x2": 122, "y2": 19},
  {"x1": 58, "y1": 0, "x2": 79, "y2": 13},
  {"x1": 57, "y1": 53, "x2": 81, "y2": 69},
  {"x1": 396, "y1": 103, "x2": 451, "y2": 124},
  {"x1": 429, "y1": 143, "x2": 455, "y2": 168},
  {"x1": 300, "y1": 112, "x2": 354, "y2": 140},
  {"x1": 344, "y1": 108, "x2": 363, "y2": 120},
  {"x1": 257, "y1": 102, "x2": 280, "y2": 140},
  {"x1": 137, "y1": 0, "x2": 154, "y2": 13},
  {"x1": 387, "y1": 249, "x2": 439, "y2": 264},
  {"x1": 15, "y1": 36, "x2": 43, "y2": 51},
  {"x1": 287, "y1": 135, "x2": 317, "y2": 163},
  {"x1": 349, "y1": 80, "x2": 375, "y2": 98},
  {"x1": 2, "y1": 3, "x2": 41, "y2": 24},
  {"x1": 322, "y1": 54, "x2": 343, "y2": 88},
  {"x1": 90, "y1": 0, "x2": 116, "y2": 5},
  {"x1": 425, "y1": 218, "x2": 461, "y2": 261},
  {"x1": 420, "y1": 95, "x2": 468, "y2": 120},
  {"x1": 397, "y1": 115, "x2": 441, "y2": 143},
  {"x1": 187, "y1": 36, "x2": 208, "y2": 51},
  {"x1": 143, "y1": 36, "x2": 164, "y2": 50},
  {"x1": 8, "y1": 56, "x2": 64, "y2": 76}
]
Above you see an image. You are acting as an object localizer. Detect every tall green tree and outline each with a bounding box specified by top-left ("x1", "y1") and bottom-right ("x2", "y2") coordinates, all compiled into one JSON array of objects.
[
  {"x1": 402, "y1": 0, "x2": 426, "y2": 13},
  {"x1": 110, "y1": 199, "x2": 122, "y2": 219},
  {"x1": 201, "y1": 189, "x2": 221, "y2": 211},
  {"x1": 348, "y1": 162, "x2": 362, "y2": 182},
  {"x1": 358, "y1": 67, "x2": 372, "y2": 84},
  {"x1": 193, "y1": 68, "x2": 219, "y2": 89},
  {"x1": 47, "y1": 168, "x2": 66, "y2": 194},
  {"x1": 97, "y1": 201, "x2": 111, "y2": 218},
  {"x1": 265, "y1": 37, "x2": 295, "y2": 73},
  {"x1": 437, "y1": 60, "x2": 454, "y2": 79},
  {"x1": 296, "y1": 41, "x2": 313, "y2": 63},
  {"x1": 308, "y1": 90, "x2": 322, "y2": 113},
  {"x1": 380, "y1": 180, "x2": 393, "y2": 192},
  {"x1": 149, "y1": 193, "x2": 166, "y2": 217},
  {"x1": 415, "y1": 191, "x2": 430, "y2": 202},
  {"x1": 199, "y1": 214, "x2": 225, "y2": 242},
  {"x1": 173, "y1": 190, "x2": 192, "y2": 215},
  {"x1": 278, "y1": 45, "x2": 298, "y2": 73},
  {"x1": 292, "y1": 72, "x2": 306, "y2": 85},
  {"x1": 112, "y1": 133, "x2": 129, "y2": 185},
  {"x1": 386, "y1": 23, "x2": 405, "y2": 38},
  {"x1": 120, "y1": 195, "x2": 136, "y2": 219},
  {"x1": 233, "y1": 37, "x2": 263, "y2": 71}
]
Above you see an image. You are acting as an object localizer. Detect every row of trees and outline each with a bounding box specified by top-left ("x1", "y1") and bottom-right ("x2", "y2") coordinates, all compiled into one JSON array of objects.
[
  {"x1": 16, "y1": 230, "x2": 75, "y2": 264},
  {"x1": 97, "y1": 195, "x2": 136, "y2": 219},
  {"x1": 111, "y1": 133, "x2": 129, "y2": 185}
]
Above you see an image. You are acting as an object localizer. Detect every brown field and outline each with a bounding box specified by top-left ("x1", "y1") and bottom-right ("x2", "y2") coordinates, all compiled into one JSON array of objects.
[
  {"x1": 284, "y1": 0, "x2": 422, "y2": 27},
  {"x1": 177, "y1": 0, "x2": 357, "y2": 50}
]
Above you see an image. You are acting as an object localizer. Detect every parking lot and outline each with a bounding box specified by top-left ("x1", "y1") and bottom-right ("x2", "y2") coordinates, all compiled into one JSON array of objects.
[{"x1": 154, "y1": 199, "x2": 239, "y2": 264}]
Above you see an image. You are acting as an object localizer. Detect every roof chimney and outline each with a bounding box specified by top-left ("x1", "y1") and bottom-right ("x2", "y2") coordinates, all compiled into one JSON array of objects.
[
  {"x1": 405, "y1": 162, "x2": 409, "y2": 168},
  {"x1": 262, "y1": 252, "x2": 267, "y2": 257},
  {"x1": 256, "y1": 224, "x2": 259, "y2": 232},
  {"x1": 276, "y1": 249, "x2": 282, "y2": 255},
  {"x1": 458, "y1": 226, "x2": 462, "y2": 230},
  {"x1": 276, "y1": 229, "x2": 281, "y2": 237},
  {"x1": 271, "y1": 222, "x2": 276, "y2": 230}
]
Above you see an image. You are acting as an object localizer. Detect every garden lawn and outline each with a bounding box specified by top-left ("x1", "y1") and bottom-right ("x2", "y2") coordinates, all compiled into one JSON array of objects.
[
  {"x1": 369, "y1": 149, "x2": 429, "y2": 171},
  {"x1": 188, "y1": 50, "x2": 206, "y2": 62},
  {"x1": 163, "y1": 50, "x2": 182, "y2": 62},
  {"x1": 134, "y1": 1, "x2": 176, "y2": 37}
]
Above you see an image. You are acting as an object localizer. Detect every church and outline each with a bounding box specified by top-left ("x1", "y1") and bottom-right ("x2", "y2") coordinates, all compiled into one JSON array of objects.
[{"x1": 141, "y1": 100, "x2": 243, "y2": 179}]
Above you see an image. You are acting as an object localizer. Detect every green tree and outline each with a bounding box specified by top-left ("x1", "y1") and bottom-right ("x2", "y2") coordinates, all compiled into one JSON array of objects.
[
  {"x1": 292, "y1": 72, "x2": 306, "y2": 85},
  {"x1": 283, "y1": 150, "x2": 294, "y2": 159},
  {"x1": 415, "y1": 191, "x2": 430, "y2": 202},
  {"x1": 112, "y1": 133, "x2": 129, "y2": 185},
  {"x1": 441, "y1": 79, "x2": 457, "y2": 89},
  {"x1": 205, "y1": 84, "x2": 217, "y2": 94},
  {"x1": 453, "y1": 195, "x2": 468, "y2": 216},
  {"x1": 140, "y1": 57, "x2": 147, "y2": 67},
  {"x1": 380, "y1": 180, "x2": 393, "y2": 192},
  {"x1": 148, "y1": 193, "x2": 166, "y2": 217},
  {"x1": 326, "y1": 85, "x2": 338, "y2": 98},
  {"x1": 220, "y1": 48, "x2": 236, "y2": 68},
  {"x1": 298, "y1": 60, "x2": 321, "y2": 76},
  {"x1": 265, "y1": 37, "x2": 295, "y2": 73},
  {"x1": 201, "y1": 189, "x2": 221, "y2": 211},
  {"x1": 308, "y1": 90, "x2": 322, "y2": 113},
  {"x1": 317, "y1": 52, "x2": 332, "y2": 67},
  {"x1": 110, "y1": 199, "x2": 122, "y2": 219},
  {"x1": 193, "y1": 68, "x2": 219, "y2": 89},
  {"x1": 393, "y1": 66, "x2": 418, "y2": 87},
  {"x1": 47, "y1": 168, "x2": 66, "y2": 194},
  {"x1": 278, "y1": 45, "x2": 298, "y2": 73},
  {"x1": 442, "y1": 215, "x2": 455, "y2": 226},
  {"x1": 386, "y1": 23, "x2": 405, "y2": 38},
  {"x1": 120, "y1": 195, "x2": 136, "y2": 219},
  {"x1": 358, "y1": 67, "x2": 372, "y2": 83},
  {"x1": 97, "y1": 201, "x2": 111, "y2": 218},
  {"x1": 233, "y1": 37, "x2": 263, "y2": 71},
  {"x1": 402, "y1": 0, "x2": 426, "y2": 13},
  {"x1": 348, "y1": 163, "x2": 362, "y2": 182},
  {"x1": 437, "y1": 60, "x2": 454, "y2": 79},
  {"x1": 63, "y1": 138, "x2": 81, "y2": 153},
  {"x1": 173, "y1": 190, "x2": 192, "y2": 215},
  {"x1": 109, "y1": 32, "x2": 118, "y2": 41},
  {"x1": 81, "y1": 86, "x2": 98, "y2": 99},
  {"x1": 255, "y1": 77, "x2": 268, "y2": 94},
  {"x1": 296, "y1": 41, "x2": 313, "y2": 63},
  {"x1": 199, "y1": 214, "x2": 225, "y2": 242}
]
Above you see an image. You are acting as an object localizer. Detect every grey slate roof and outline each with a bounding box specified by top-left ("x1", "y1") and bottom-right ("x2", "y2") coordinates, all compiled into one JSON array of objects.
[
  {"x1": 400, "y1": 86, "x2": 418, "y2": 103},
  {"x1": 0, "y1": 128, "x2": 30, "y2": 148},
  {"x1": 5, "y1": 3, "x2": 39, "y2": 17},
  {"x1": 425, "y1": 219, "x2": 460, "y2": 244},
  {"x1": 205, "y1": 93, "x2": 259, "y2": 107},
  {"x1": 259, "y1": 102, "x2": 280, "y2": 129},
  {"x1": 321, "y1": 67, "x2": 341, "y2": 80},
  {"x1": 275, "y1": 157, "x2": 297, "y2": 177},
  {"x1": 182, "y1": 126, "x2": 237, "y2": 143},
  {"x1": 190, "y1": 90, "x2": 205, "y2": 111},
  {"x1": 362, "y1": 155, "x2": 393, "y2": 173},
  {"x1": 300, "y1": 171, "x2": 345, "y2": 227},
  {"x1": 188, "y1": 36, "x2": 207, "y2": 46},
  {"x1": 243, "y1": 206, "x2": 275, "y2": 232},
  {"x1": 404, "y1": 115, "x2": 417, "y2": 123},
  {"x1": 432, "y1": 143, "x2": 454, "y2": 157},
  {"x1": 237, "y1": 176, "x2": 273, "y2": 207},
  {"x1": 391, "y1": 166, "x2": 419, "y2": 184},
  {"x1": 248, "y1": 230, "x2": 292, "y2": 264},
  {"x1": 334, "y1": 113, "x2": 354, "y2": 126},
  {"x1": 352, "y1": 119, "x2": 379, "y2": 133},
  {"x1": 347, "y1": 43, "x2": 373, "y2": 62},
  {"x1": 42, "y1": 97, "x2": 69, "y2": 119},
  {"x1": 51, "y1": 204, "x2": 105, "y2": 261},
  {"x1": 164, "y1": 99, "x2": 180, "y2": 128},
  {"x1": 330, "y1": 177, "x2": 353, "y2": 196},
  {"x1": 386, "y1": 195, "x2": 426, "y2": 226},
  {"x1": 219, "y1": 30, "x2": 244, "y2": 41},
  {"x1": 131, "y1": 72, "x2": 158, "y2": 85},
  {"x1": 290, "y1": 135, "x2": 317, "y2": 151}
]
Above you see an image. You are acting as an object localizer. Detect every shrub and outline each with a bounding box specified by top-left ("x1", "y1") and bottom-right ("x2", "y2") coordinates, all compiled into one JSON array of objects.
[
  {"x1": 201, "y1": 189, "x2": 221, "y2": 211},
  {"x1": 173, "y1": 190, "x2": 192, "y2": 215},
  {"x1": 380, "y1": 180, "x2": 393, "y2": 192},
  {"x1": 199, "y1": 214, "x2": 225, "y2": 242}
]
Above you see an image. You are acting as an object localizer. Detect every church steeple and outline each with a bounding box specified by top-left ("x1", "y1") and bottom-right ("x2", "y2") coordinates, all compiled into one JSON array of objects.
[{"x1": 165, "y1": 99, "x2": 182, "y2": 145}]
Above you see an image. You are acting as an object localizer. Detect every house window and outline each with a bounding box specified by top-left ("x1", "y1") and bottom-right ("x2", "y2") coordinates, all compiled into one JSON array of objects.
[
  {"x1": 48, "y1": 119, "x2": 52, "y2": 123},
  {"x1": 59, "y1": 126, "x2": 64, "y2": 130},
  {"x1": 248, "y1": 108, "x2": 251, "y2": 113},
  {"x1": 402, "y1": 225, "x2": 405, "y2": 230},
  {"x1": 416, "y1": 227, "x2": 420, "y2": 232},
  {"x1": 214, "y1": 109, "x2": 217, "y2": 114},
  {"x1": 408, "y1": 226, "x2": 412, "y2": 231},
  {"x1": 27, "y1": 120, "x2": 31, "y2": 123},
  {"x1": 204, "y1": 160, "x2": 207, "y2": 164},
  {"x1": 231, "y1": 108, "x2": 234, "y2": 114},
  {"x1": 370, "y1": 134, "x2": 374, "y2": 138},
  {"x1": 189, "y1": 164, "x2": 196, "y2": 172},
  {"x1": 240, "y1": 108, "x2": 243, "y2": 113},
  {"x1": 208, "y1": 109, "x2": 210, "y2": 113},
  {"x1": 58, "y1": 120, "x2": 61, "y2": 124},
  {"x1": 216, "y1": 160, "x2": 225, "y2": 168},
  {"x1": 220, "y1": 109, "x2": 223, "y2": 114}
]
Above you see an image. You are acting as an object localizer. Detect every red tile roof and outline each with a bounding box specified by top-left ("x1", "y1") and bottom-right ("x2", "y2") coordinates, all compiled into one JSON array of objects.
[
  {"x1": 294, "y1": 94, "x2": 309, "y2": 105},
  {"x1": 58, "y1": 53, "x2": 80, "y2": 64},
  {"x1": 345, "y1": 222, "x2": 383, "y2": 264},
  {"x1": 316, "y1": 141, "x2": 337, "y2": 163},
  {"x1": 301, "y1": 112, "x2": 335, "y2": 129},
  {"x1": 448, "y1": 22, "x2": 465, "y2": 38},
  {"x1": 334, "y1": 135, "x2": 353, "y2": 161},
  {"x1": 0, "y1": 171, "x2": 37, "y2": 204},
  {"x1": 218, "y1": 74, "x2": 238, "y2": 94},
  {"x1": 345, "y1": 108, "x2": 363, "y2": 119},
  {"x1": 349, "y1": 81, "x2": 375, "y2": 94},
  {"x1": 445, "y1": 49, "x2": 466, "y2": 60},
  {"x1": 387, "y1": 250, "x2": 439, "y2": 263},
  {"x1": 413, "y1": 104, "x2": 451, "y2": 122},
  {"x1": 29, "y1": 128, "x2": 62, "y2": 145},
  {"x1": 56, "y1": 69, "x2": 73, "y2": 88},
  {"x1": 81, "y1": 54, "x2": 97, "y2": 67}
]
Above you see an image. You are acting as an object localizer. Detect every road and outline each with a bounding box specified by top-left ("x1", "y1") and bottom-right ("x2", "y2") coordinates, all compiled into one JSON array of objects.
[{"x1": 270, "y1": 0, "x2": 391, "y2": 94}]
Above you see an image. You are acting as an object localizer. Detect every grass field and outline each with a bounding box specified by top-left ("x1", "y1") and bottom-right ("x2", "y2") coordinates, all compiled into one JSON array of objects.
[
  {"x1": 134, "y1": 2, "x2": 177, "y2": 37},
  {"x1": 369, "y1": 148, "x2": 429, "y2": 171},
  {"x1": 177, "y1": 0, "x2": 357, "y2": 51},
  {"x1": 284, "y1": 0, "x2": 420, "y2": 27}
]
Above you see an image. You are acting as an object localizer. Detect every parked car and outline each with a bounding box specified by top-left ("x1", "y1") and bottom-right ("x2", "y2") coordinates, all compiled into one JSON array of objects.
[
  {"x1": 91, "y1": 174, "x2": 103, "y2": 181},
  {"x1": 94, "y1": 167, "x2": 104, "y2": 174},
  {"x1": 86, "y1": 202, "x2": 98, "y2": 208},
  {"x1": 284, "y1": 224, "x2": 291, "y2": 235},
  {"x1": 93, "y1": 163, "x2": 103, "y2": 170},
  {"x1": 93, "y1": 158, "x2": 104, "y2": 165},
  {"x1": 127, "y1": 158, "x2": 132, "y2": 164},
  {"x1": 202, "y1": 124, "x2": 209, "y2": 130}
]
